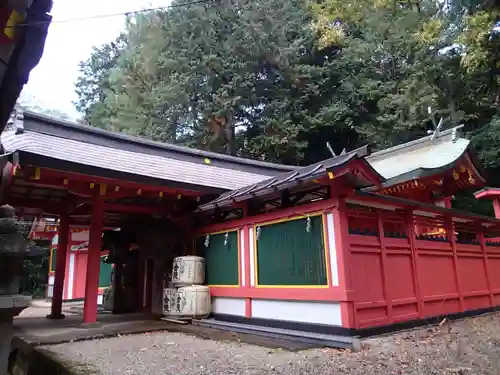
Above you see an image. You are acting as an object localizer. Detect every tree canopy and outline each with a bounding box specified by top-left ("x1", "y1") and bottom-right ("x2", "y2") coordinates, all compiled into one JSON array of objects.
[{"x1": 74, "y1": 0, "x2": 500, "y2": 213}]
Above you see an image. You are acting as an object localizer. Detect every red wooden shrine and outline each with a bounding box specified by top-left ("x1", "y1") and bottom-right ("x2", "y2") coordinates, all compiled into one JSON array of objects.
[{"x1": 2, "y1": 110, "x2": 500, "y2": 335}]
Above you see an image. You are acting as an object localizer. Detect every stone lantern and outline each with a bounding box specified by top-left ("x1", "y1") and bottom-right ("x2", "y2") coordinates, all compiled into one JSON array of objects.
[{"x1": 0, "y1": 205, "x2": 32, "y2": 375}]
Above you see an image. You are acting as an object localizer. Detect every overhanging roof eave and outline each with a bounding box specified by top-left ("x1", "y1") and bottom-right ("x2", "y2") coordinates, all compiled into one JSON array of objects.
[
  {"x1": 362, "y1": 145, "x2": 485, "y2": 192},
  {"x1": 16, "y1": 150, "x2": 228, "y2": 195},
  {"x1": 196, "y1": 145, "x2": 374, "y2": 213},
  {"x1": 21, "y1": 110, "x2": 296, "y2": 174}
]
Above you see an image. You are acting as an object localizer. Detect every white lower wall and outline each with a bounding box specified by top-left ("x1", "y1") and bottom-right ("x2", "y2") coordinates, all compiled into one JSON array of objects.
[
  {"x1": 251, "y1": 299, "x2": 343, "y2": 326},
  {"x1": 46, "y1": 276, "x2": 55, "y2": 298},
  {"x1": 212, "y1": 297, "x2": 246, "y2": 316},
  {"x1": 66, "y1": 253, "x2": 75, "y2": 300},
  {"x1": 326, "y1": 213, "x2": 340, "y2": 287}
]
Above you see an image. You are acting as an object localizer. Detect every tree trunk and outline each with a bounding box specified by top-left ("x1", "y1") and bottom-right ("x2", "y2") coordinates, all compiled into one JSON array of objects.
[{"x1": 225, "y1": 113, "x2": 236, "y2": 155}]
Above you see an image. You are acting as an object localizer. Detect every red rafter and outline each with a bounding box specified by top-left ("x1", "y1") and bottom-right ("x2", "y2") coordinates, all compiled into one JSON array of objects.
[{"x1": 21, "y1": 166, "x2": 201, "y2": 197}]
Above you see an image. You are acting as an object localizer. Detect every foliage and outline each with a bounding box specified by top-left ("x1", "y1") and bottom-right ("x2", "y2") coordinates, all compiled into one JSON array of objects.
[
  {"x1": 20, "y1": 255, "x2": 49, "y2": 297},
  {"x1": 75, "y1": 0, "x2": 357, "y2": 161},
  {"x1": 74, "y1": 0, "x2": 500, "y2": 212},
  {"x1": 74, "y1": 34, "x2": 127, "y2": 127}
]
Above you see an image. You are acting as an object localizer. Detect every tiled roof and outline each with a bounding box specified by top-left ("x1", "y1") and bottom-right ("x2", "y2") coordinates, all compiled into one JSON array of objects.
[
  {"x1": 196, "y1": 125, "x2": 484, "y2": 212},
  {"x1": 20, "y1": 111, "x2": 296, "y2": 174},
  {"x1": 1, "y1": 111, "x2": 296, "y2": 192},
  {"x1": 196, "y1": 145, "x2": 374, "y2": 211},
  {"x1": 2, "y1": 130, "x2": 288, "y2": 191}
]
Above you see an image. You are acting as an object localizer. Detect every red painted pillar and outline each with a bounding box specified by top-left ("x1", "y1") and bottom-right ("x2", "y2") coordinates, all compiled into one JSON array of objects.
[
  {"x1": 47, "y1": 213, "x2": 70, "y2": 319},
  {"x1": 377, "y1": 211, "x2": 393, "y2": 323},
  {"x1": 405, "y1": 210, "x2": 424, "y2": 318},
  {"x1": 332, "y1": 197, "x2": 356, "y2": 329},
  {"x1": 446, "y1": 215, "x2": 464, "y2": 311},
  {"x1": 83, "y1": 195, "x2": 105, "y2": 324}
]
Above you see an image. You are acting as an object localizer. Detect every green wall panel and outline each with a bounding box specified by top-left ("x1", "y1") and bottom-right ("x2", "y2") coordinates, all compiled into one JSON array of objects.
[
  {"x1": 50, "y1": 248, "x2": 56, "y2": 272},
  {"x1": 98, "y1": 257, "x2": 113, "y2": 288},
  {"x1": 256, "y1": 215, "x2": 327, "y2": 286},
  {"x1": 197, "y1": 231, "x2": 239, "y2": 286}
]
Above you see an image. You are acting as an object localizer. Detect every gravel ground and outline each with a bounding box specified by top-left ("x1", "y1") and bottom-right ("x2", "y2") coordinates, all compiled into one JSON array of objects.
[{"x1": 42, "y1": 312, "x2": 500, "y2": 375}]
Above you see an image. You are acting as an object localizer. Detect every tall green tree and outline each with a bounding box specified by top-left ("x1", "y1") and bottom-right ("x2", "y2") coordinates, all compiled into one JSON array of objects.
[
  {"x1": 76, "y1": 0, "x2": 359, "y2": 162},
  {"x1": 74, "y1": 0, "x2": 500, "y2": 180},
  {"x1": 74, "y1": 34, "x2": 127, "y2": 127}
]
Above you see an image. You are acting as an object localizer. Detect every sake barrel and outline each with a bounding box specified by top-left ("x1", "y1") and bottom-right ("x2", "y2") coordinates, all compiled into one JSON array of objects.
[
  {"x1": 171, "y1": 256, "x2": 205, "y2": 286},
  {"x1": 169, "y1": 285, "x2": 211, "y2": 318},
  {"x1": 162, "y1": 287, "x2": 177, "y2": 315},
  {"x1": 102, "y1": 287, "x2": 114, "y2": 312}
]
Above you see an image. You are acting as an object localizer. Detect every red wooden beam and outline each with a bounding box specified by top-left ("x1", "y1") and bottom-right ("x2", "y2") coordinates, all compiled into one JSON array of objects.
[
  {"x1": 14, "y1": 170, "x2": 199, "y2": 203},
  {"x1": 474, "y1": 188, "x2": 500, "y2": 200},
  {"x1": 353, "y1": 192, "x2": 500, "y2": 228},
  {"x1": 198, "y1": 198, "x2": 339, "y2": 235},
  {"x1": 31, "y1": 166, "x2": 201, "y2": 197},
  {"x1": 13, "y1": 173, "x2": 137, "y2": 200},
  {"x1": 349, "y1": 159, "x2": 384, "y2": 188}
]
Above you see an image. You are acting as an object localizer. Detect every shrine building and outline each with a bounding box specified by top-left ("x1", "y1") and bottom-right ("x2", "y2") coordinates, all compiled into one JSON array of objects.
[{"x1": 2, "y1": 109, "x2": 500, "y2": 336}]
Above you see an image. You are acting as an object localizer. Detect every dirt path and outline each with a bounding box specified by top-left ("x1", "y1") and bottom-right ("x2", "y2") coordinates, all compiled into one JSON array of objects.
[{"x1": 42, "y1": 312, "x2": 500, "y2": 375}]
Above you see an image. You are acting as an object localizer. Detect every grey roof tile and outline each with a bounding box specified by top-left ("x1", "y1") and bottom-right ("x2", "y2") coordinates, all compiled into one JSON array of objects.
[
  {"x1": 20, "y1": 110, "x2": 296, "y2": 174},
  {"x1": 1, "y1": 130, "x2": 282, "y2": 191}
]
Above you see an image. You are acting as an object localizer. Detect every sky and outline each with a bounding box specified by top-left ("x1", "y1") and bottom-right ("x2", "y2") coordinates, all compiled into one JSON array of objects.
[{"x1": 21, "y1": 0, "x2": 171, "y2": 120}]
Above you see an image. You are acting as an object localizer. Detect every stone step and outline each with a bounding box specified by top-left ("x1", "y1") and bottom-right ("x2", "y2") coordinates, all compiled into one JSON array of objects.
[{"x1": 192, "y1": 318, "x2": 361, "y2": 350}]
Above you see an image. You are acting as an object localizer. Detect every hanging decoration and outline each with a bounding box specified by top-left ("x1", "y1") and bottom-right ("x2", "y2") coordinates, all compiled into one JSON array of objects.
[
  {"x1": 306, "y1": 217, "x2": 312, "y2": 233},
  {"x1": 256, "y1": 226, "x2": 261, "y2": 240},
  {"x1": 204, "y1": 234, "x2": 210, "y2": 248},
  {"x1": 224, "y1": 232, "x2": 229, "y2": 246}
]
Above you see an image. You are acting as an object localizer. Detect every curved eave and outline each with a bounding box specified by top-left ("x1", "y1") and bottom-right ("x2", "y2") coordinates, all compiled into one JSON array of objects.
[
  {"x1": 474, "y1": 187, "x2": 500, "y2": 200},
  {"x1": 364, "y1": 144, "x2": 485, "y2": 192},
  {"x1": 366, "y1": 164, "x2": 457, "y2": 191},
  {"x1": 367, "y1": 135, "x2": 470, "y2": 180},
  {"x1": 334, "y1": 157, "x2": 385, "y2": 189},
  {"x1": 196, "y1": 145, "x2": 373, "y2": 213}
]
